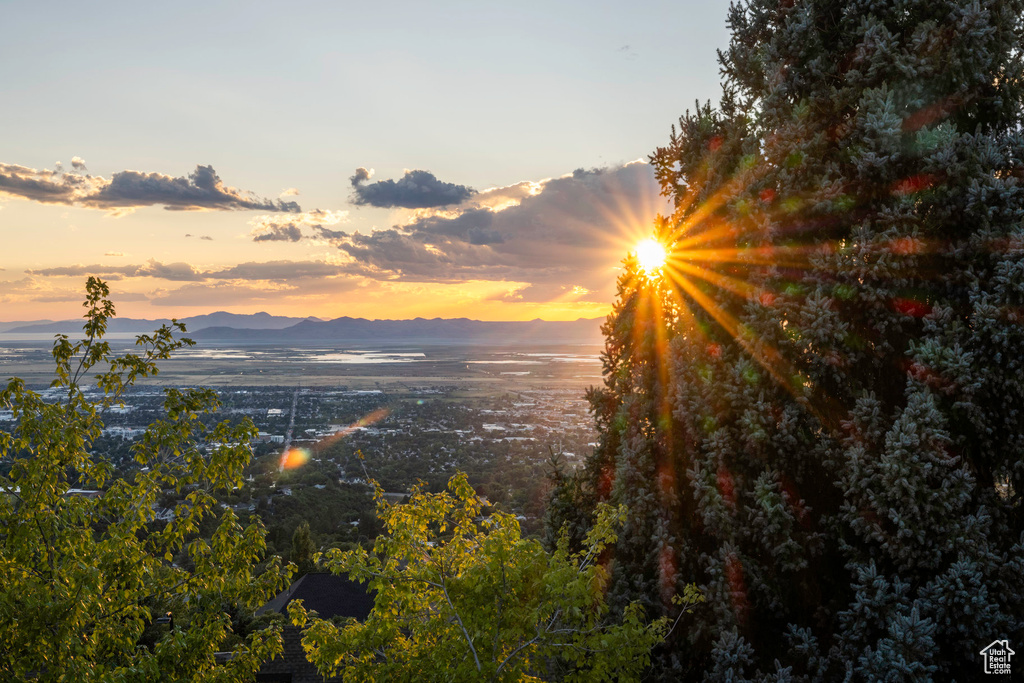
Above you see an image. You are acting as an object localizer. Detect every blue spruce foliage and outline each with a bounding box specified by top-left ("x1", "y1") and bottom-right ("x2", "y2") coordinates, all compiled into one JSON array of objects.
[{"x1": 561, "y1": 0, "x2": 1024, "y2": 679}]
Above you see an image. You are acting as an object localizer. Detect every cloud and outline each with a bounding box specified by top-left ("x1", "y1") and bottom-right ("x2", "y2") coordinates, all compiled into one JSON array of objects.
[
  {"x1": 350, "y1": 167, "x2": 373, "y2": 184},
  {"x1": 18, "y1": 163, "x2": 665, "y2": 309},
  {"x1": 27, "y1": 259, "x2": 358, "y2": 284},
  {"x1": 0, "y1": 162, "x2": 101, "y2": 204},
  {"x1": 71, "y1": 156, "x2": 87, "y2": 171},
  {"x1": 206, "y1": 260, "x2": 356, "y2": 281},
  {"x1": 147, "y1": 282, "x2": 291, "y2": 307},
  {"x1": 147, "y1": 276, "x2": 364, "y2": 307},
  {"x1": 27, "y1": 260, "x2": 203, "y2": 282},
  {"x1": 466, "y1": 179, "x2": 545, "y2": 212},
  {"x1": 314, "y1": 225, "x2": 347, "y2": 240},
  {"x1": 0, "y1": 162, "x2": 301, "y2": 214},
  {"x1": 399, "y1": 208, "x2": 504, "y2": 245},
  {"x1": 104, "y1": 252, "x2": 125, "y2": 257},
  {"x1": 141, "y1": 261, "x2": 204, "y2": 281},
  {"x1": 322, "y1": 162, "x2": 666, "y2": 302},
  {"x1": 0, "y1": 276, "x2": 94, "y2": 305},
  {"x1": 0, "y1": 274, "x2": 155, "y2": 306},
  {"x1": 350, "y1": 168, "x2": 474, "y2": 208},
  {"x1": 280, "y1": 187, "x2": 300, "y2": 197},
  {"x1": 487, "y1": 282, "x2": 591, "y2": 304},
  {"x1": 88, "y1": 165, "x2": 301, "y2": 213},
  {"x1": 337, "y1": 229, "x2": 476, "y2": 279},
  {"x1": 253, "y1": 225, "x2": 302, "y2": 242},
  {"x1": 249, "y1": 209, "x2": 348, "y2": 243}
]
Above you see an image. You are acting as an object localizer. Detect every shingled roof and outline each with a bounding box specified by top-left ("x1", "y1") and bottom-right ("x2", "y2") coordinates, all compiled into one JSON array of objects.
[
  {"x1": 257, "y1": 572, "x2": 374, "y2": 621},
  {"x1": 256, "y1": 573, "x2": 373, "y2": 683}
]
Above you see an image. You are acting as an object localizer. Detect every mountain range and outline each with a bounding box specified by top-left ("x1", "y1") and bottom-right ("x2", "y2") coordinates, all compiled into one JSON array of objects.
[
  {"x1": 0, "y1": 312, "x2": 319, "y2": 334},
  {"x1": 0, "y1": 312, "x2": 605, "y2": 345}
]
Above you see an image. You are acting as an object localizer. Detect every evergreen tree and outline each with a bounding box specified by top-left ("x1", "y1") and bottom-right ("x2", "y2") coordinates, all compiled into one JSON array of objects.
[
  {"x1": 572, "y1": 1, "x2": 1024, "y2": 679},
  {"x1": 541, "y1": 450, "x2": 594, "y2": 554}
]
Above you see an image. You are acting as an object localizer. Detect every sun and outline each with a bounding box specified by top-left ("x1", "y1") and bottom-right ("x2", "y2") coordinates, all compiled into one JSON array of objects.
[{"x1": 635, "y1": 237, "x2": 667, "y2": 274}]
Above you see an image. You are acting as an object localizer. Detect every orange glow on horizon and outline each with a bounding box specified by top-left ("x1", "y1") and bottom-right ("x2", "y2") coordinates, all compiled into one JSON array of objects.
[{"x1": 0, "y1": 161, "x2": 670, "y2": 324}]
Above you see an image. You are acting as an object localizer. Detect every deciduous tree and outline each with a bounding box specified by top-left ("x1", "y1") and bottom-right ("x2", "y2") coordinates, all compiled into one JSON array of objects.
[
  {"x1": 292, "y1": 472, "x2": 685, "y2": 682},
  {"x1": 0, "y1": 278, "x2": 290, "y2": 682}
]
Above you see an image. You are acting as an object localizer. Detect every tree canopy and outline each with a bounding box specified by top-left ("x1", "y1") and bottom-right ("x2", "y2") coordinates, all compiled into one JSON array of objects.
[{"x1": 292, "y1": 472, "x2": 688, "y2": 682}]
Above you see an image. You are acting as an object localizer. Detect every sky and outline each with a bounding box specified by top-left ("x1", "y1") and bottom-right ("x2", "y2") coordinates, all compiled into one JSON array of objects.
[{"x1": 0, "y1": 0, "x2": 730, "y2": 322}]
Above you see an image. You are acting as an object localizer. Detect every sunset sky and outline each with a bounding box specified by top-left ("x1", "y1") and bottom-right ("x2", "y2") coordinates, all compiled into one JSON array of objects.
[{"x1": 0, "y1": 1, "x2": 728, "y2": 322}]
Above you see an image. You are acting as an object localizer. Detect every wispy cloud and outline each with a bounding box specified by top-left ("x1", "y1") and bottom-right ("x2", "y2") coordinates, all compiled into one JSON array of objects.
[
  {"x1": 249, "y1": 209, "x2": 348, "y2": 242},
  {"x1": 27, "y1": 260, "x2": 204, "y2": 282},
  {"x1": 253, "y1": 225, "x2": 302, "y2": 242},
  {"x1": 146, "y1": 278, "x2": 356, "y2": 307},
  {"x1": 27, "y1": 259, "x2": 357, "y2": 283},
  {"x1": 206, "y1": 260, "x2": 355, "y2": 281},
  {"x1": 0, "y1": 276, "x2": 150, "y2": 305}
]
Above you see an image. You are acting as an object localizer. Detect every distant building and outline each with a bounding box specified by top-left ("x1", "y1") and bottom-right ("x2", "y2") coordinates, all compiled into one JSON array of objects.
[
  {"x1": 4, "y1": 487, "x2": 103, "y2": 501},
  {"x1": 106, "y1": 405, "x2": 135, "y2": 414},
  {"x1": 65, "y1": 488, "x2": 102, "y2": 499},
  {"x1": 103, "y1": 426, "x2": 146, "y2": 439}
]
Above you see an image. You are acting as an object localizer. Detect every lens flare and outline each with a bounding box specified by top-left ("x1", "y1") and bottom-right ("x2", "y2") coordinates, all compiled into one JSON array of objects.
[
  {"x1": 281, "y1": 447, "x2": 311, "y2": 470},
  {"x1": 636, "y1": 238, "x2": 667, "y2": 274},
  {"x1": 314, "y1": 407, "x2": 391, "y2": 451}
]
